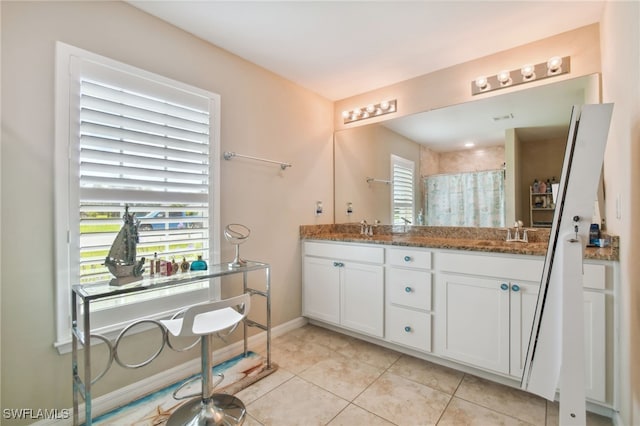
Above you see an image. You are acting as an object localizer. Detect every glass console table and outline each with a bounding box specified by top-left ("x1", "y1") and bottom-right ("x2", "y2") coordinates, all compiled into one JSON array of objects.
[{"x1": 71, "y1": 261, "x2": 271, "y2": 426}]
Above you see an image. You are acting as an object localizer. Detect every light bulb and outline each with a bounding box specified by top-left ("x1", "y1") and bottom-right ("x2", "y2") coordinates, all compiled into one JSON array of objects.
[
  {"x1": 380, "y1": 100, "x2": 390, "y2": 110},
  {"x1": 475, "y1": 76, "x2": 489, "y2": 90},
  {"x1": 342, "y1": 110, "x2": 350, "y2": 119},
  {"x1": 366, "y1": 104, "x2": 376, "y2": 113},
  {"x1": 521, "y1": 64, "x2": 535, "y2": 79},
  {"x1": 497, "y1": 70, "x2": 511, "y2": 85},
  {"x1": 547, "y1": 56, "x2": 563, "y2": 73}
]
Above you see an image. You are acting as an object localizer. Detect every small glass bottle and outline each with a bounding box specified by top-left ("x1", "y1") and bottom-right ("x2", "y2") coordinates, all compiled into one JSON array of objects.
[{"x1": 190, "y1": 255, "x2": 208, "y2": 271}]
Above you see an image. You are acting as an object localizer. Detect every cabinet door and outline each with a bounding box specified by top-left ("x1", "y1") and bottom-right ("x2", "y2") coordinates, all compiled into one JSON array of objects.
[
  {"x1": 509, "y1": 281, "x2": 540, "y2": 378},
  {"x1": 341, "y1": 262, "x2": 384, "y2": 337},
  {"x1": 438, "y1": 273, "x2": 510, "y2": 374},
  {"x1": 303, "y1": 257, "x2": 340, "y2": 325},
  {"x1": 584, "y1": 290, "x2": 605, "y2": 402}
]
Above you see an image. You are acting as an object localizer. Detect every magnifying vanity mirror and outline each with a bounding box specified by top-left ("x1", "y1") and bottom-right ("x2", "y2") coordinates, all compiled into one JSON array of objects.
[{"x1": 334, "y1": 74, "x2": 600, "y2": 228}]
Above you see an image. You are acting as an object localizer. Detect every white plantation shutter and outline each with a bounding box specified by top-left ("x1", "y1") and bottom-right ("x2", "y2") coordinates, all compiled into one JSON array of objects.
[
  {"x1": 77, "y1": 77, "x2": 212, "y2": 284},
  {"x1": 391, "y1": 155, "x2": 415, "y2": 225},
  {"x1": 55, "y1": 43, "x2": 220, "y2": 347},
  {"x1": 79, "y1": 79, "x2": 210, "y2": 199}
]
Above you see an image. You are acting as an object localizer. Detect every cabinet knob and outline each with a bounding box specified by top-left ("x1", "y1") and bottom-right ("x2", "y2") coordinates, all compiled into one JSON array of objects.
[
  {"x1": 404, "y1": 256, "x2": 412, "y2": 262},
  {"x1": 512, "y1": 284, "x2": 520, "y2": 292},
  {"x1": 404, "y1": 326, "x2": 412, "y2": 332},
  {"x1": 500, "y1": 283, "x2": 509, "y2": 291},
  {"x1": 405, "y1": 286, "x2": 413, "y2": 293}
]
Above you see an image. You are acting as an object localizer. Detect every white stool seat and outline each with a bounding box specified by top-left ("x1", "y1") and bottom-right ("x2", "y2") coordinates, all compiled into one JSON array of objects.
[
  {"x1": 163, "y1": 307, "x2": 246, "y2": 337},
  {"x1": 161, "y1": 293, "x2": 251, "y2": 337}
]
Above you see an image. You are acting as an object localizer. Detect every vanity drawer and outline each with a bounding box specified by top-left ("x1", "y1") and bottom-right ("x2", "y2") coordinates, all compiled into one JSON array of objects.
[
  {"x1": 304, "y1": 241, "x2": 384, "y2": 264},
  {"x1": 386, "y1": 305, "x2": 431, "y2": 352},
  {"x1": 438, "y1": 252, "x2": 543, "y2": 282},
  {"x1": 387, "y1": 248, "x2": 432, "y2": 269},
  {"x1": 387, "y1": 268, "x2": 431, "y2": 310}
]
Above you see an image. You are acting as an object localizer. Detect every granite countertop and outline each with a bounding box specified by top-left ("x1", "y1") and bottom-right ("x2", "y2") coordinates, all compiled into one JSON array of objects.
[{"x1": 300, "y1": 224, "x2": 619, "y2": 262}]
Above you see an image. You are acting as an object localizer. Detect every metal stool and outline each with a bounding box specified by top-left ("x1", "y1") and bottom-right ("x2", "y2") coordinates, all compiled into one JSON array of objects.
[{"x1": 161, "y1": 293, "x2": 251, "y2": 426}]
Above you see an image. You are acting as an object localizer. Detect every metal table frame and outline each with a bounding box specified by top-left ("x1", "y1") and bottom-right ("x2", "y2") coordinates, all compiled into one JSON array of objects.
[{"x1": 71, "y1": 261, "x2": 271, "y2": 425}]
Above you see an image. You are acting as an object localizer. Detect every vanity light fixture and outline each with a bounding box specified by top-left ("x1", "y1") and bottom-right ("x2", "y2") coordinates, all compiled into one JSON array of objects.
[
  {"x1": 471, "y1": 56, "x2": 570, "y2": 96},
  {"x1": 343, "y1": 99, "x2": 397, "y2": 124}
]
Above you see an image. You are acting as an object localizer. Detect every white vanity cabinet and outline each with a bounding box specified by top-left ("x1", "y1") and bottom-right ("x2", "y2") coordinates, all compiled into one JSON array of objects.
[
  {"x1": 385, "y1": 248, "x2": 433, "y2": 352},
  {"x1": 302, "y1": 241, "x2": 384, "y2": 337},
  {"x1": 435, "y1": 252, "x2": 544, "y2": 376},
  {"x1": 301, "y1": 239, "x2": 612, "y2": 405}
]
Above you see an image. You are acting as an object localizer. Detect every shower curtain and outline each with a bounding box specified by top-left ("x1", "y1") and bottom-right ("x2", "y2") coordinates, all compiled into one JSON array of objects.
[{"x1": 425, "y1": 169, "x2": 505, "y2": 227}]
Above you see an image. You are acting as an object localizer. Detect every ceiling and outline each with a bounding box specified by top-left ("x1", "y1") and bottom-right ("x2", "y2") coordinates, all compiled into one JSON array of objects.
[{"x1": 128, "y1": 1, "x2": 605, "y2": 101}]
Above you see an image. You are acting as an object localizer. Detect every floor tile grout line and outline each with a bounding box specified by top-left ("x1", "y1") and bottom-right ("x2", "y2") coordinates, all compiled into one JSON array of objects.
[
  {"x1": 452, "y1": 373, "x2": 547, "y2": 425},
  {"x1": 434, "y1": 371, "x2": 467, "y2": 425}
]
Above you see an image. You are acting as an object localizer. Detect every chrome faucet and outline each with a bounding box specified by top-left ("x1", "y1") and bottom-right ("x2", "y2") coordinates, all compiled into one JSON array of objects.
[
  {"x1": 360, "y1": 220, "x2": 368, "y2": 235},
  {"x1": 360, "y1": 219, "x2": 379, "y2": 236},
  {"x1": 506, "y1": 220, "x2": 528, "y2": 242}
]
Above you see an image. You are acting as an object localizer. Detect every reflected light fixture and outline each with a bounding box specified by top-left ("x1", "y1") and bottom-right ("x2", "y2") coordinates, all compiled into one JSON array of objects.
[
  {"x1": 472, "y1": 56, "x2": 570, "y2": 95},
  {"x1": 343, "y1": 99, "x2": 397, "y2": 124}
]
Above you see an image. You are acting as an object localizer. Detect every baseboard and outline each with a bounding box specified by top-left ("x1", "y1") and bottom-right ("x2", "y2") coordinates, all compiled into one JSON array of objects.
[{"x1": 35, "y1": 316, "x2": 308, "y2": 425}]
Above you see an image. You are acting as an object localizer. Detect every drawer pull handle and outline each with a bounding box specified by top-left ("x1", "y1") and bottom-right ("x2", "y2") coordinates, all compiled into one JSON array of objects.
[
  {"x1": 405, "y1": 286, "x2": 412, "y2": 293},
  {"x1": 512, "y1": 284, "x2": 520, "y2": 292},
  {"x1": 404, "y1": 326, "x2": 412, "y2": 332},
  {"x1": 404, "y1": 256, "x2": 412, "y2": 262},
  {"x1": 333, "y1": 262, "x2": 344, "y2": 267},
  {"x1": 500, "y1": 283, "x2": 509, "y2": 291}
]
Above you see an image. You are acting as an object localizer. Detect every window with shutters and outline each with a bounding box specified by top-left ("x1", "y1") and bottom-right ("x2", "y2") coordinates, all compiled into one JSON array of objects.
[
  {"x1": 54, "y1": 43, "x2": 220, "y2": 348},
  {"x1": 391, "y1": 155, "x2": 415, "y2": 225}
]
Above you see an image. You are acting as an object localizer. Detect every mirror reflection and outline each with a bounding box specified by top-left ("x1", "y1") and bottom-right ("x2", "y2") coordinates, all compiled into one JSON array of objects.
[{"x1": 334, "y1": 74, "x2": 597, "y2": 228}]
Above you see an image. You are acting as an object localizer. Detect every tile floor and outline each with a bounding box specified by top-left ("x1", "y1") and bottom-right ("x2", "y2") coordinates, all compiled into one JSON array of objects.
[{"x1": 237, "y1": 324, "x2": 612, "y2": 426}]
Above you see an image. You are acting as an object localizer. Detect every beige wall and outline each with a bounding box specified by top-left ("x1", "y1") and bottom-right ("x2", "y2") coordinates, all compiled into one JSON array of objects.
[
  {"x1": 432, "y1": 145, "x2": 504, "y2": 176},
  {"x1": 0, "y1": 0, "x2": 333, "y2": 418},
  {"x1": 600, "y1": 2, "x2": 640, "y2": 425}
]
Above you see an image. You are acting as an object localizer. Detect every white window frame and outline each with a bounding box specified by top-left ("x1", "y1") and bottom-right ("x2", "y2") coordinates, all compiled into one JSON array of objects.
[
  {"x1": 390, "y1": 154, "x2": 415, "y2": 225},
  {"x1": 54, "y1": 42, "x2": 221, "y2": 351}
]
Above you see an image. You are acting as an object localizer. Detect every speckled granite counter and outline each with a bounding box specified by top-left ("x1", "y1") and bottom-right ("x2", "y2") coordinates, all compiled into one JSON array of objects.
[{"x1": 300, "y1": 224, "x2": 619, "y2": 261}]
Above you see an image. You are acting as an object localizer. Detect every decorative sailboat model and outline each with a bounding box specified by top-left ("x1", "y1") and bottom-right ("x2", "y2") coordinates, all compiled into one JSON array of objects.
[{"x1": 105, "y1": 205, "x2": 145, "y2": 286}]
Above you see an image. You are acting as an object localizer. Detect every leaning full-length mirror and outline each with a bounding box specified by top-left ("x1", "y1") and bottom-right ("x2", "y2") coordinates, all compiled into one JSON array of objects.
[{"x1": 334, "y1": 74, "x2": 599, "y2": 227}]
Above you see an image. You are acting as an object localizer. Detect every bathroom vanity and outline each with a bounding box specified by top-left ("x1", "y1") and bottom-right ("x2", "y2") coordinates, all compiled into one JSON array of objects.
[{"x1": 300, "y1": 225, "x2": 617, "y2": 407}]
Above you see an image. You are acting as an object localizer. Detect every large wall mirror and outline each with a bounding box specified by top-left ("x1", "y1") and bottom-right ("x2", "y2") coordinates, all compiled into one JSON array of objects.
[{"x1": 334, "y1": 74, "x2": 600, "y2": 228}]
